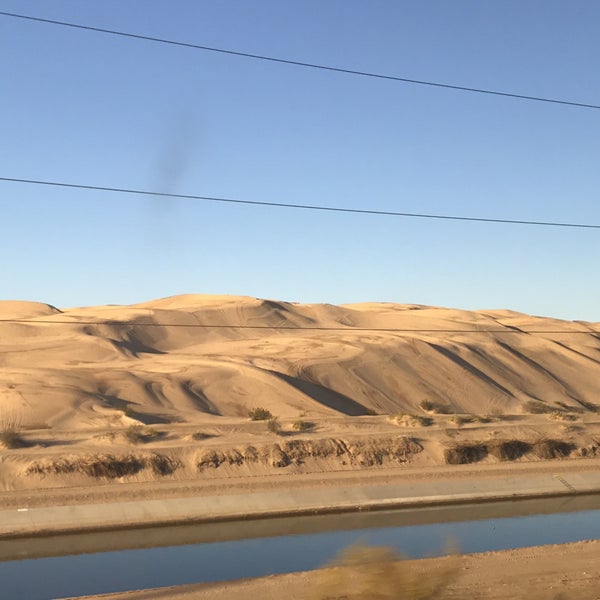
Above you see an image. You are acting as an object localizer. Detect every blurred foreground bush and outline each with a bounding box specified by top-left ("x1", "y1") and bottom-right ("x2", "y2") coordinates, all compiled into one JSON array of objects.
[{"x1": 312, "y1": 543, "x2": 459, "y2": 600}]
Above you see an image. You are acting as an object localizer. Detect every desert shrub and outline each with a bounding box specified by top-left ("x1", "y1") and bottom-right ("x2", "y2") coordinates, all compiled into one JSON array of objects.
[
  {"x1": 248, "y1": 407, "x2": 273, "y2": 421},
  {"x1": 393, "y1": 414, "x2": 433, "y2": 427},
  {"x1": 197, "y1": 449, "x2": 225, "y2": 470},
  {"x1": 419, "y1": 399, "x2": 434, "y2": 412},
  {"x1": 125, "y1": 425, "x2": 162, "y2": 444},
  {"x1": 444, "y1": 442, "x2": 488, "y2": 465},
  {"x1": 450, "y1": 414, "x2": 474, "y2": 426},
  {"x1": 191, "y1": 431, "x2": 213, "y2": 440},
  {"x1": 488, "y1": 439, "x2": 531, "y2": 461},
  {"x1": 549, "y1": 411, "x2": 577, "y2": 422},
  {"x1": 267, "y1": 417, "x2": 281, "y2": 434},
  {"x1": 523, "y1": 400, "x2": 555, "y2": 414},
  {"x1": 293, "y1": 419, "x2": 314, "y2": 431},
  {"x1": 575, "y1": 445, "x2": 600, "y2": 458},
  {"x1": 26, "y1": 453, "x2": 182, "y2": 478},
  {"x1": 0, "y1": 407, "x2": 27, "y2": 449},
  {"x1": 148, "y1": 454, "x2": 181, "y2": 475},
  {"x1": 533, "y1": 439, "x2": 573, "y2": 459},
  {"x1": 28, "y1": 455, "x2": 145, "y2": 478},
  {"x1": 83, "y1": 456, "x2": 145, "y2": 478},
  {"x1": 269, "y1": 444, "x2": 289, "y2": 467},
  {"x1": 419, "y1": 400, "x2": 452, "y2": 414},
  {"x1": 312, "y1": 544, "x2": 458, "y2": 600},
  {"x1": 0, "y1": 430, "x2": 27, "y2": 449},
  {"x1": 473, "y1": 415, "x2": 492, "y2": 423}
]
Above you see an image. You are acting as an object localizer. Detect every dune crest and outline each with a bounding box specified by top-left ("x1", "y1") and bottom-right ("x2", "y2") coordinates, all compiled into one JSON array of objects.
[{"x1": 0, "y1": 300, "x2": 61, "y2": 319}]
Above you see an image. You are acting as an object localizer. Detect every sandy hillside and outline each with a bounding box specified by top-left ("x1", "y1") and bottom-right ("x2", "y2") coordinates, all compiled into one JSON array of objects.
[
  {"x1": 0, "y1": 295, "x2": 599, "y2": 490},
  {"x1": 1, "y1": 294, "x2": 599, "y2": 425}
]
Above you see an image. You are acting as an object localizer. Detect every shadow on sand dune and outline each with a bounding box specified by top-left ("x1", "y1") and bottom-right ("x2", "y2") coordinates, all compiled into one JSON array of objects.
[{"x1": 270, "y1": 371, "x2": 372, "y2": 416}]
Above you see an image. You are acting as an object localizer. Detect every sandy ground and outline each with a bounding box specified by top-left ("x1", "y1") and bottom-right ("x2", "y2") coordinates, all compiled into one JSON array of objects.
[
  {"x1": 1, "y1": 296, "x2": 599, "y2": 598},
  {"x1": 69, "y1": 540, "x2": 600, "y2": 600},
  {"x1": 1, "y1": 295, "x2": 600, "y2": 494},
  {"x1": 1, "y1": 294, "x2": 599, "y2": 435}
]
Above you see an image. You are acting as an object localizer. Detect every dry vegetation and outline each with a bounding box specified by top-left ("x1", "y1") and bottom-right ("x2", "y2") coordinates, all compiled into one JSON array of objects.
[
  {"x1": 523, "y1": 399, "x2": 556, "y2": 414},
  {"x1": 267, "y1": 417, "x2": 282, "y2": 435},
  {"x1": 312, "y1": 544, "x2": 459, "y2": 600},
  {"x1": 27, "y1": 453, "x2": 181, "y2": 478},
  {"x1": 191, "y1": 431, "x2": 214, "y2": 441},
  {"x1": 449, "y1": 414, "x2": 473, "y2": 426},
  {"x1": 444, "y1": 442, "x2": 488, "y2": 465},
  {"x1": 532, "y1": 438, "x2": 573, "y2": 460},
  {"x1": 293, "y1": 419, "x2": 315, "y2": 431},
  {"x1": 549, "y1": 411, "x2": 578, "y2": 422},
  {"x1": 0, "y1": 406, "x2": 27, "y2": 449},
  {"x1": 419, "y1": 400, "x2": 452, "y2": 414},
  {"x1": 249, "y1": 407, "x2": 273, "y2": 421},
  {"x1": 488, "y1": 439, "x2": 531, "y2": 461},
  {"x1": 0, "y1": 428, "x2": 27, "y2": 449},
  {"x1": 125, "y1": 425, "x2": 163, "y2": 444},
  {"x1": 197, "y1": 437, "x2": 423, "y2": 471},
  {"x1": 392, "y1": 414, "x2": 433, "y2": 427},
  {"x1": 444, "y1": 438, "x2": 574, "y2": 464}
]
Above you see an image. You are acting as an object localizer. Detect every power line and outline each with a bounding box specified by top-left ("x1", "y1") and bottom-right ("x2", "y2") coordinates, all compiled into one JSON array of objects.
[
  {"x1": 2, "y1": 177, "x2": 600, "y2": 230},
  {"x1": 0, "y1": 318, "x2": 597, "y2": 334},
  {"x1": 2, "y1": 10, "x2": 599, "y2": 111}
]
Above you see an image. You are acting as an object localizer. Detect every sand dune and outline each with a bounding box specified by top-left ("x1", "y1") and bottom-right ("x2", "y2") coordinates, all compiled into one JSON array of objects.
[
  {"x1": 1, "y1": 295, "x2": 599, "y2": 430},
  {"x1": 3, "y1": 296, "x2": 599, "y2": 598}
]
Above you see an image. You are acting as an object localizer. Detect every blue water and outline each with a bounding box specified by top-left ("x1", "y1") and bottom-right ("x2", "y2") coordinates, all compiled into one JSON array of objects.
[{"x1": 2, "y1": 508, "x2": 600, "y2": 600}]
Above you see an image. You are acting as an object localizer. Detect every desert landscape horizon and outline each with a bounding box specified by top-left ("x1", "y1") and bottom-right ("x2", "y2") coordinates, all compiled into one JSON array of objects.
[
  {"x1": 2, "y1": 294, "x2": 600, "y2": 598},
  {"x1": 5, "y1": 2, "x2": 600, "y2": 596},
  {"x1": 1, "y1": 293, "x2": 600, "y2": 489},
  {"x1": 1, "y1": 293, "x2": 598, "y2": 427}
]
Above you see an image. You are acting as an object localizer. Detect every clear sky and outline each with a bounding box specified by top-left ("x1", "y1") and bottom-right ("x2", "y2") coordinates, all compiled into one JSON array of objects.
[{"x1": 1, "y1": 1, "x2": 599, "y2": 320}]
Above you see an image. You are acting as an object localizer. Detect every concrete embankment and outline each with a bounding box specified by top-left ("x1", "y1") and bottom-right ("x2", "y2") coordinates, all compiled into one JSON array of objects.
[{"x1": 2, "y1": 466, "x2": 600, "y2": 540}]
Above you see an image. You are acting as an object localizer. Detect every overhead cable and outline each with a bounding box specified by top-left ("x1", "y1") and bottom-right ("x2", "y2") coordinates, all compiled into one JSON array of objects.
[
  {"x1": 1, "y1": 11, "x2": 599, "y2": 110},
  {"x1": 2, "y1": 177, "x2": 599, "y2": 230},
  {"x1": 0, "y1": 318, "x2": 597, "y2": 334}
]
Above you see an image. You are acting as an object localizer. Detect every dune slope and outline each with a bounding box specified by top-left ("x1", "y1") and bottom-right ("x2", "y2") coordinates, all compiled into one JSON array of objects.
[{"x1": 0, "y1": 295, "x2": 598, "y2": 430}]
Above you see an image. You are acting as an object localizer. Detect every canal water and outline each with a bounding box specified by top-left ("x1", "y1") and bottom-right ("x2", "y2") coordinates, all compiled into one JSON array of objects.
[{"x1": 2, "y1": 494, "x2": 600, "y2": 599}]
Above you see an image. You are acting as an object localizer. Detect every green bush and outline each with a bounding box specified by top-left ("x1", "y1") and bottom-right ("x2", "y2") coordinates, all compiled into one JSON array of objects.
[{"x1": 293, "y1": 419, "x2": 314, "y2": 431}]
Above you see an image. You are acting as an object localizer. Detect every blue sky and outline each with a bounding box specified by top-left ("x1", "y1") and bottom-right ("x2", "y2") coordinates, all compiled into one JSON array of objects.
[{"x1": 1, "y1": 1, "x2": 599, "y2": 320}]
